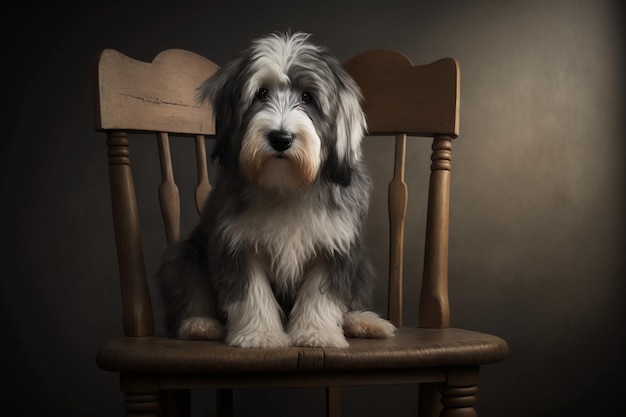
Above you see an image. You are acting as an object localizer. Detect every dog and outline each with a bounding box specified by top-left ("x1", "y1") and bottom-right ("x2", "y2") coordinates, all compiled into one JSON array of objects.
[{"x1": 158, "y1": 31, "x2": 396, "y2": 348}]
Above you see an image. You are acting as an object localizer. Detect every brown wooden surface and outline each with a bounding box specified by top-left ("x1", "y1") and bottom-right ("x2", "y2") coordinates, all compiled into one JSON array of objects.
[
  {"x1": 419, "y1": 383, "x2": 443, "y2": 417},
  {"x1": 106, "y1": 131, "x2": 154, "y2": 337},
  {"x1": 387, "y1": 133, "x2": 407, "y2": 327},
  {"x1": 97, "y1": 328, "x2": 508, "y2": 373},
  {"x1": 419, "y1": 136, "x2": 453, "y2": 328},
  {"x1": 326, "y1": 387, "x2": 341, "y2": 417},
  {"x1": 95, "y1": 48, "x2": 218, "y2": 135},
  {"x1": 344, "y1": 51, "x2": 460, "y2": 137},
  {"x1": 157, "y1": 132, "x2": 181, "y2": 246},
  {"x1": 194, "y1": 134, "x2": 212, "y2": 215},
  {"x1": 95, "y1": 47, "x2": 507, "y2": 417}
]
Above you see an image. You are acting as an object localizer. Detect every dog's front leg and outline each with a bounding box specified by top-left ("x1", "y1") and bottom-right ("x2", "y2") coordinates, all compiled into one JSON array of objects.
[
  {"x1": 287, "y1": 260, "x2": 349, "y2": 348},
  {"x1": 223, "y1": 255, "x2": 290, "y2": 348}
]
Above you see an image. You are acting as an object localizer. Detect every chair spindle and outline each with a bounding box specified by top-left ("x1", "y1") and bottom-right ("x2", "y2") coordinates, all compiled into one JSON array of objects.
[
  {"x1": 194, "y1": 134, "x2": 212, "y2": 215},
  {"x1": 419, "y1": 135, "x2": 452, "y2": 328},
  {"x1": 157, "y1": 132, "x2": 181, "y2": 246},
  {"x1": 388, "y1": 133, "x2": 408, "y2": 327},
  {"x1": 106, "y1": 131, "x2": 154, "y2": 337}
]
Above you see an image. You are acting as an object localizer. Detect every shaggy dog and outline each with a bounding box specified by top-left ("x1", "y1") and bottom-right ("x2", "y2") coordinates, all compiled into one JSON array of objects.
[{"x1": 158, "y1": 32, "x2": 395, "y2": 348}]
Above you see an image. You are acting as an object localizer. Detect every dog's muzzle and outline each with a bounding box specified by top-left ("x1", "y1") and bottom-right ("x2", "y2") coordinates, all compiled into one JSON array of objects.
[{"x1": 268, "y1": 130, "x2": 293, "y2": 152}]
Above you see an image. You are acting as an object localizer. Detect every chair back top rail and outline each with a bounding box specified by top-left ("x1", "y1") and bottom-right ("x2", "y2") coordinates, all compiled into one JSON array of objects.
[
  {"x1": 96, "y1": 48, "x2": 459, "y2": 137},
  {"x1": 95, "y1": 48, "x2": 218, "y2": 135},
  {"x1": 344, "y1": 50, "x2": 460, "y2": 137}
]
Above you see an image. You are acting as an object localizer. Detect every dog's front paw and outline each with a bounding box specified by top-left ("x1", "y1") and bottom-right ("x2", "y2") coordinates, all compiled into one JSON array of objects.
[
  {"x1": 178, "y1": 317, "x2": 225, "y2": 340},
  {"x1": 225, "y1": 329, "x2": 291, "y2": 348},
  {"x1": 289, "y1": 327, "x2": 349, "y2": 348},
  {"x1": 343, "y1": 311, "x2": 396, "y2": 339}
]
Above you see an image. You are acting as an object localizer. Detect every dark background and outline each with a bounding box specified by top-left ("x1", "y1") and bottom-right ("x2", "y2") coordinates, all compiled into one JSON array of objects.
[{"x1": 1, "y1": 0, "x2": 624, "y2": 416}]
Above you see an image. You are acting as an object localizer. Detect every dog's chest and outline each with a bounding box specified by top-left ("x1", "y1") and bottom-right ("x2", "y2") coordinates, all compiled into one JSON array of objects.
[{"x1": 221, "y1": 191, "x2": 357, "y2": 283}]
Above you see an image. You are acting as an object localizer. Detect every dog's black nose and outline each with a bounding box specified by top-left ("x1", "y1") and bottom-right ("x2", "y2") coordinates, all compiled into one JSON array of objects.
[{"x1": 268, "y1": 130, "x2": 293, "y2": 152}]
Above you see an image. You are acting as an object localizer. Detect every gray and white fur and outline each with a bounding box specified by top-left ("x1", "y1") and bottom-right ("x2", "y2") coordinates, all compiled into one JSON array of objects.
[{"x1": 158, "y1": 32, "x2": 395, "y2": 348}]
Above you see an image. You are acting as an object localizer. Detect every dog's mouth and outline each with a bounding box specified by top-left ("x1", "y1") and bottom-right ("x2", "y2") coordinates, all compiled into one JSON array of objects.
[{"x1": 274, "y1": 153, "x2": 287, "y2": 160}]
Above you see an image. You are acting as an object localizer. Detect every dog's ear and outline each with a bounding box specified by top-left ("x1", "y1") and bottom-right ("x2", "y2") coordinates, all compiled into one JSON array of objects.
[
  {"x1": 323, "y1": 145, "x2": 352, "y2": 186},
  {"x1": 324, "y1": 70, "x2": 367, "y2": 187},
  {"x1": 197, "y1": 57, "x2": 247, "y2": 170}
]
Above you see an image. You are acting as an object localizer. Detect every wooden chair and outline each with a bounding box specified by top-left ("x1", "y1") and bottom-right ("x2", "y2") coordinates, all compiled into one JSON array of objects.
[{"x1": 94, "y1": 46, "x2": 508, "y2": 417}]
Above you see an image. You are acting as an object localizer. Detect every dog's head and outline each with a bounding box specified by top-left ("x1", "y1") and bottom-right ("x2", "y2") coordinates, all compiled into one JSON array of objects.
[{"x1": 199, "y1": 32, "x2": 366, "y2": 191}]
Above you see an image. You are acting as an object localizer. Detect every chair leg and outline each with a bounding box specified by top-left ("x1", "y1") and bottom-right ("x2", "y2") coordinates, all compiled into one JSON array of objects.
[
  {"x1": 217, "y1": 388, "x2": 234, "y2": 417},
  {"x1": 120, "y1": 374, "x2": 160, "y2": 417},
  {"x1": 160, "y1": 390, "x2": 191, "y2": 417},
  {"x1": 418, "y1": 383, "x2": 442, "y2": 417},
  {"x1": 326, "y1": 386, "x2": 341, "y2": 417},
  {"x1": 439, "y1": 366, "x2": 479, "y2": 417}
]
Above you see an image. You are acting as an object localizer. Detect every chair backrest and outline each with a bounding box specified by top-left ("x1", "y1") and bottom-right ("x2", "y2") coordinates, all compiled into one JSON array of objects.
[{"x1": 94, "y1": 47, "x2": 460, "y2": 337}]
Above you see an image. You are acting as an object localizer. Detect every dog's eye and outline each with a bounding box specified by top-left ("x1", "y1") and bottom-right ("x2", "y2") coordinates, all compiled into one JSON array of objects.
[
  {"x1": 257, "y1": 88, "x2": 269, "y2": 102},
  {"x1": 301, "y1": 91, "x2": 313, "y2": 104}
]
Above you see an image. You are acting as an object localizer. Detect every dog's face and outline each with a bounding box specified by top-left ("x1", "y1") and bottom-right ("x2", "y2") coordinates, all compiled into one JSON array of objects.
[{"x1": 199, "y1": 32, "x2": 366, "y2": 190}]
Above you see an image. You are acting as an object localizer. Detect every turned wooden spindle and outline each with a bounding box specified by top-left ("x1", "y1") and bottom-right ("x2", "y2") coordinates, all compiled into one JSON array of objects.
[
  {"x1": 440, "y1": 385, "x2": 479, "y2": 417},
  {"x1": 419, "y1": 135, "x2": 453, "y2": 329},
  {"x1": 439, "y1": 367, "x2": 479, "y2": 417},
  {"x1": 124, "y1": 393, "x2": 160, "y2": 417},
  {"x1": 106, "y1": 131, "x2": 154, "y2": 337}
]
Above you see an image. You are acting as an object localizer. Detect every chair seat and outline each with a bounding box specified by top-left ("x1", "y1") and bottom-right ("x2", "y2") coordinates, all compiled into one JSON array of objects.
[{"x1": 97, "y1": 327, "x2": 508, "y2": 375}]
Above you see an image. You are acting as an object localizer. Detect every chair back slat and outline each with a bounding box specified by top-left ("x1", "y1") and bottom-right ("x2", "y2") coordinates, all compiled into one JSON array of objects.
[
  {"x1": 345, "y1": 50, "x2": 460, "y2": 329},
  {"x1": 387, "y1": 133, "x2": 408, "y2": 327},
  {"x1": 194, "y1": 135, "x2": 212, "y2": 215},
  {"x1": 344, "y1": 51, "x2": 459, "y2": 137},
  {"x1": 95, "y1": 48, "x2": 218, "y2": 134},
  {"x1": 157, "y1": 132, "x2": 181, "y2": 246}
]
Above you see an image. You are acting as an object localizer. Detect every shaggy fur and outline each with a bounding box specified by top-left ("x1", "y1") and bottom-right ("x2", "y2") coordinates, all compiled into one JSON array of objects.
[{"x1": 158, "y1": 32, "x2": 395, "y2": 348}]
